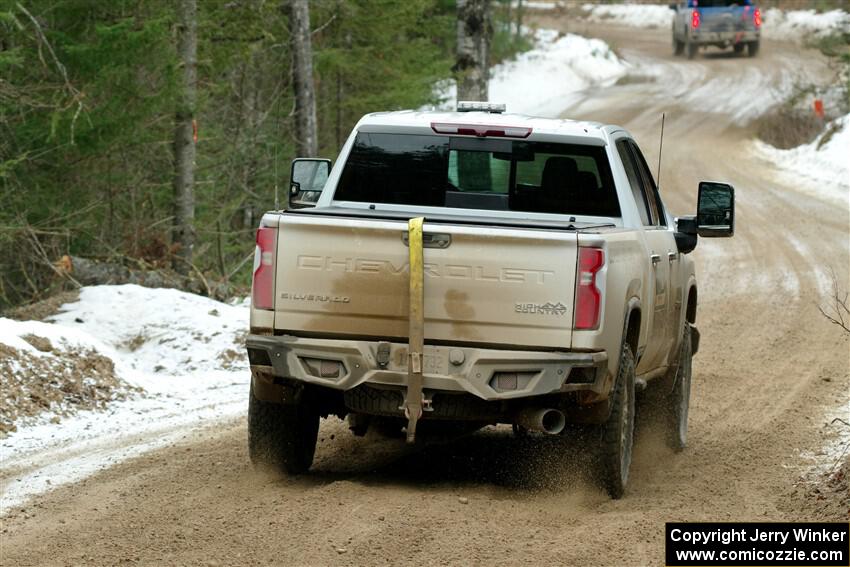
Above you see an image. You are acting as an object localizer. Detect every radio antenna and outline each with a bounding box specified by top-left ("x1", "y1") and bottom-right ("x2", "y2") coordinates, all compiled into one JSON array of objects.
[{"x1": 656, "y1": 112, "x2": 666, "y2": 189}]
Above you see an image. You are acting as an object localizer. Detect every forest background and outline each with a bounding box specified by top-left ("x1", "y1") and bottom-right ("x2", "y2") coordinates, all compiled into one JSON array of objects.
[{"x1": 0, "y1": 0, "x2": 538, "y2": 308}]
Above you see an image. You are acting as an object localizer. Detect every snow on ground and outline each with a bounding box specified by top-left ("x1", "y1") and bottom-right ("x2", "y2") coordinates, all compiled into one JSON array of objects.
[
  {"x1": 762, "y1": 8, "x2": 850, "y2": 41},
  {"x1": 753, "y1": 113, "x2": 850, "y2": 207},
  {"x1": 49, "y1": 285, "x2": 247, "y2": 376},
  {"x1": 0, "y1": 285, "x2": 250, "y2": 512},
  {"x1": 580, "y1": 3, "x2": 673, "y2": 29},
  {"x1": 0, "y1": 317, "x2": 133, "y2": 435},
  {"x1": 436, "y1": 28, "x2": 628, "y2": 117}
]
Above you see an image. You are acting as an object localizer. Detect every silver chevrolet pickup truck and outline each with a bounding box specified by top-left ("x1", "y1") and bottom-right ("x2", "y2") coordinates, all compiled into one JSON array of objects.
[
  {"x1": 246, "y1": 103, "x2": 734, "y2": 498},
  {"x1": 671, "y1": 0, "x2": 762, "y2": 59}
]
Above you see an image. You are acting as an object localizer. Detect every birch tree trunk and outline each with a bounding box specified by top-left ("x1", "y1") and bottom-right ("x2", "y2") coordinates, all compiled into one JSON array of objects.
[
  {"x1": 455, "y1": 0, "x2": 491, "y2": 102},
  {"x1": 288, "y1": 0, "x2": 318, "y2": 157},
  {"x1": 172, "y1": 0, "x2": 197, "y2": 274}
]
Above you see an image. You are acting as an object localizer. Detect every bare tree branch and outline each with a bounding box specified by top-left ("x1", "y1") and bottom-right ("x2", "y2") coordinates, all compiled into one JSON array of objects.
[{"x1": 818, "y1": 269, "x2": 850, "y2": 334}]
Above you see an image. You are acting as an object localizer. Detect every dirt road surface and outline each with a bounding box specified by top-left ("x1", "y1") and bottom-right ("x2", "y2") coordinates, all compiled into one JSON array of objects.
[{"x1": 2, "y1": 20, "x2": 848, "y2": 567}]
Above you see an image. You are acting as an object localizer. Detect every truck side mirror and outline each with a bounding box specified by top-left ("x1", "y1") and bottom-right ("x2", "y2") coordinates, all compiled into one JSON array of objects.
[
  {"x1": 290, "y1": 158, "x2": 331, "y2": 209},
  {"x1": 697, "y1": 181, "x2": 734, "y2": 237}
]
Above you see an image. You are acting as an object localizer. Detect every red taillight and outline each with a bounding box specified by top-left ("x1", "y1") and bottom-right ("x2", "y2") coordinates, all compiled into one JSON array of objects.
[
  {"x1": 575, "y1": 247, "x2": 604, "y2": 330},
  {"x1": 691, "y1": 9, "x2": 700, "y2": 29},
  {"x1": 430, "y1": 122, "x2": 532, "y2": 138},
  {"x1": 252, "y1": 226, "x2": 276, "y2": 310},
  {"x1": 753, "y1": 7, "x2": 761, "y2": 28}
]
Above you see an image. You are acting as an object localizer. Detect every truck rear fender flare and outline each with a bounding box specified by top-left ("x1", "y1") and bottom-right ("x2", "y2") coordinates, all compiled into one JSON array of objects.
[
  {"x1": 623, "y1": 297, "x2": 642, "y2": 361},
  {"x1": 685, "y1": 281, "x2": 697, "y2": 325},
  {"x1": 676, "y1": 277, "x2": 698, "y2": 337},
  {"x1": 595, "y1": 299, "x2": 640, "y2": 424},
  {"x1": 684, "y1": 282, "x2": 699, "y2": 356}
]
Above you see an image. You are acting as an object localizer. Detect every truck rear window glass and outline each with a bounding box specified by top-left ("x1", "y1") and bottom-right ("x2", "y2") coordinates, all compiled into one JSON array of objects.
[{"x1": 335, "y1": 132, "x2": 621, "y2": 217}]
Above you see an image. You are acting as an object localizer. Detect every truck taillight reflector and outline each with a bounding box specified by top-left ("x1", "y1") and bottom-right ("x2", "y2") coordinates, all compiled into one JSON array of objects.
[
  {"x1": 753, "y1": 7, "x2": 761, "y2": 28},
  {"x1": 691, "y1": 9, "x2": 700, "y2": 29},
  {"x1": 252, "y1": 226, "x2": 276, "y2": 310},
  {"x1": 575, "y1": 247, "x2": 604, "y2": 330}
]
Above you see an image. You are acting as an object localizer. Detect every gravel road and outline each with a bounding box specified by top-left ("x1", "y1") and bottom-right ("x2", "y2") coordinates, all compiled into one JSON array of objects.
[{"x1": 1, "y1": 19, "x2": 847, "y2": 567}]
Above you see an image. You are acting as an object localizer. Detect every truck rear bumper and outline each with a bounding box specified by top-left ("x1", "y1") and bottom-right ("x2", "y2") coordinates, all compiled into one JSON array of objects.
[
  {"x1": 689, "y1": 30, "x2": 759, "y2": 45},
  {"x1": 247, "y1": 334, "x2": 609, "y2": 403}
]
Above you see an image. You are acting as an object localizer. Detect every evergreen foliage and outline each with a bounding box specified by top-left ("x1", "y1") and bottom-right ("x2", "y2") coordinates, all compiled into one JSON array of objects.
[{"x1": 0, "y1": 0, "x2": 527, "y2": 308}]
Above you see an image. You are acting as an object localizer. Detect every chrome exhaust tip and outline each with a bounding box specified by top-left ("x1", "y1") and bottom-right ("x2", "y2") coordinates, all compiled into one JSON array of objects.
[{"x1": 514, "y1": 408, "x2": 566, "y2": 435}]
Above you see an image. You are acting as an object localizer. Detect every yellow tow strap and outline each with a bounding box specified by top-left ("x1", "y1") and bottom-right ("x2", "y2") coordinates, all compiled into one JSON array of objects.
[{"x1": 404, "y1": 217, "x2": 425, "y2": 444}]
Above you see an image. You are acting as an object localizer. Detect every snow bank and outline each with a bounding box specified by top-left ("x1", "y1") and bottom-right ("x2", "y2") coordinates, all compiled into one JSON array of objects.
[
  {"x1": 1, "y1": 285, "x2": 250, "y2": 512},
  {"x1": 0, "y1": 317, "x2": 133, "y2": 435},
  {"x1": 49, "y1": 285, "x2": 247, "y2": 376},
  {"x1": 437, "y1": 29, "x2": 628, "y2": 117},
  {"x1": 763, "y1": 8, "x2": 850, "y2": 41},
  {"x1": 754, "y1": 113, "x2": 850, "y2": 205},
  {"x1": 581, "y1": 3, "x2": 673, "y2": 29},
  {"x1": 0, "y1": 317, "x2": 108, "y2": 356}
]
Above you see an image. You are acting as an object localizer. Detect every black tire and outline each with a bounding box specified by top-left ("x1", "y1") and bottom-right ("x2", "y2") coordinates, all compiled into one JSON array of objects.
[
  {"x1": 600, "y1": 344, "x2": 636, "y2": 499},
  {"x1": 674, "y1": 37, "x2": 684, "y2": 56},
  {"x1": 733, "y1": 43, "x2": 744, "y2": 55},
  {"x1": 686, "y1": 40, "x2": 697, "y2": 59},
  {"x1": 747, "y1": 41, "x2": 760, "y2": 57},
  {"x1": 664, "y1": 322, "x2": 693, "y2": 452},
  {"x1": 248, "y1": 384, "x2": 319, "y2": 474}
]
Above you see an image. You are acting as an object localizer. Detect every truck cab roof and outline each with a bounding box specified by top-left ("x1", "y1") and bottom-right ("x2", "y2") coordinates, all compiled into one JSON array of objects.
[{"x1": 355, "y1": 109, "x2": 626, "y2": 144}]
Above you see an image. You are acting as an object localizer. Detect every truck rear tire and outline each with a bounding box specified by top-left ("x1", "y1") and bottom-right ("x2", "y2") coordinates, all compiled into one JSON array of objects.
[
  {"x1": 733, "y1": 43, "x2": 744, "y2": 55},
  {"x1": 600, "y1": 344, "x2": 635, "y2": 499},
  {"x1": 664, "y1": 322, "x2": 693, "y2": 452},
  {"x1": 248, "y1": 384, "x2": 319, "y2": 474},
  {"x1": 674, "y1": 37, "x2": 684, "y2": 56},
  {"x1": 747, "y1": 41, "x2": 760, "y2": 57},
  {"x1": 686, "y1": 41, "x2": 697, "y2": 59}
]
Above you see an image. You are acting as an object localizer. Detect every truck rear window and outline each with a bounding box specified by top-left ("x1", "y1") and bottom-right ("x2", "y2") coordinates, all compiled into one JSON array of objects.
[{"x1": 335, "y1": 132, "x2": 621, "y2": 217}]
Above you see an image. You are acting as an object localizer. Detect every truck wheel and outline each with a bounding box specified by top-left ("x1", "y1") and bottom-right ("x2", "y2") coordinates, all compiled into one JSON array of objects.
[
  {"x1": 673, "y1": 37, "x2": 684, "y2": 56},
  {"x1": 664, "y1": 322, "x2": 693, "y2": 451},
  {"x1": 733, "y1": 43, "x2": 744, "y2": 55},
  {"x1": 686, "y1": 41, "x2": 697, "y2": 59},
  {"x1": 747, "y1": 41, "x2": 760, "y2": 57},
  {"x1": 600, "y1": 344, "x2": 635, "y2": 499},
  {"x1": 248, "y1": 384, "x2": 319, "y2": 474}
]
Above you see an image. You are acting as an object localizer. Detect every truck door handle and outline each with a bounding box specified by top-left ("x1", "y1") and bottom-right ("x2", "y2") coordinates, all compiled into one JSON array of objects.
[
  {"x1": 668, "y1": 251, "x2": 677, "y2": 262},
  {"x1": 651, "y1": 253, "x2": 661, "y2": 265}
]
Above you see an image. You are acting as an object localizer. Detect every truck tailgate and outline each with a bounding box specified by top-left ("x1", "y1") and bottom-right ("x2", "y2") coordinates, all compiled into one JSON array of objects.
[
  {"x1": 700, "y1": 6, "x2": 755, "y2": 32},
  {"x1": 274, "y1": 214, "x2": 578, "y2": 349}
]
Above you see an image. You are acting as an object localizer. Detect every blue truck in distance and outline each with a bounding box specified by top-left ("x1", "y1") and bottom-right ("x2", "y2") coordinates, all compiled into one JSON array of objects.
[{"x1": 671, "y1": 0, "x2": 762, "y2": 59}]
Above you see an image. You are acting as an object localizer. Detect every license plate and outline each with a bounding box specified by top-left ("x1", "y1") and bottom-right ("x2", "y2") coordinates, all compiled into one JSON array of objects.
[{"x1": 392, "y1": 347, "x2": 448, "y2": 375}]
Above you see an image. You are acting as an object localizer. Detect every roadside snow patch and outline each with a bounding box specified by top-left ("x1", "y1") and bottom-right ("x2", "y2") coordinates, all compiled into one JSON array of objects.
[
  {"x1": 436, "y1": 29, "x2": 628, "y2": 117},
  {"x1": 0, "y1": 319, "x2": 134, "y2": 435},
  {"x1": 581, "y1": 3, "x2": 673, "y2": 29},
  {"x1": 754, "y1": 113, "x2": 850, "y2": 205},
  {"x1": 49, "y1": 285, "x2": 247, "y2": 376},
  {"x1": 763, "y1": 8, "x2": 850, "y2": 41},
  {"x1": 1, "y1": 284, "x2": 249, "y2": 512}
]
